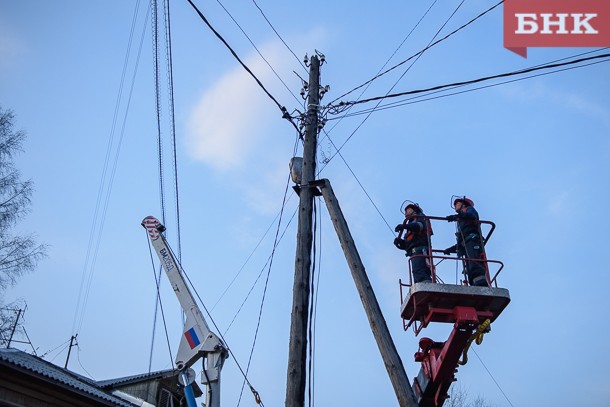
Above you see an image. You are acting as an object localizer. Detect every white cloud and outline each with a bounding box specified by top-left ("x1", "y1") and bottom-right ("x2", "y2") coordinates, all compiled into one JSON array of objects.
[
  {"x1": 186, "y1": 29, "x2": 327, "y2": 173},
  {"x1": 0, "y1": 25, "x2": 26, "y2": 72},
  {"x1": 499, "y1": 82, "x2": 610, "y2": 126},
  {"x1": 186, "y1": 55, "x2": 272, "y2": 171}
]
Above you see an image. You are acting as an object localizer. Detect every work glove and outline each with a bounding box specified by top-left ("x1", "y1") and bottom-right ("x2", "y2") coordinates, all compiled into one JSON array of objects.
[
  {"x1": 443, "y1": 246, "x2": 456, "y2": 255},
  {"x1": 394, "y1": 238, "x2": 405, "y2": 250},
  {"x1": 394, "y1": 224, "x2": 404, "y2": 233},
  {"x1": 446, "y1": 215, "x2": 458, "y2": 222}
]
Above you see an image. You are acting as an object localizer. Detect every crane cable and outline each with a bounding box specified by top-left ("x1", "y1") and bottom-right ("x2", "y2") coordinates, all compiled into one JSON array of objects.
[{"x1": 457, "y1": 318, "x2": 491, "y2": 366}]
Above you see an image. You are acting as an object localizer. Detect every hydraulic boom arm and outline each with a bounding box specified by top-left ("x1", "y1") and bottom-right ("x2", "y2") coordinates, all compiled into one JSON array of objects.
[{"x1": 142, "y1": 216, "x2": 228, "y2": 407}]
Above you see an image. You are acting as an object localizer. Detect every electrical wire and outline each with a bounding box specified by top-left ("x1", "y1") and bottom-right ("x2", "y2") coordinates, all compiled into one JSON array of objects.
[
  {"x1": 223, "y1": 207, "x2": 298, "y2": 336},
  {"x1": 249, "y1": 0, "x2": 307, "y2": 72},
  {"x1": 166, "y1": 244, "x2": 267, "y2": 406},
  {"x1": 148, "y1": 265, "x2": 164, "y2": 372},
  {"x1": 237, "y1": 171, "x2": 294, "y2": 406},
  {"x1": 145, "y1": 230, "x2": 175, "y2": 373},
  {"x1": 307, "y1": 197, "x2": 319, "y2": 407},
  {"x1": 318, "y1": 0, "x2": 438, "y2": 159},
  {"x1": 48, "y1": 342, "x2": 71, "y2": 364},
  {"x1": 210, "y1": 210, "x2": 282, "y2": 311},
  {"x1": 218, "y1": 131, "x2": 300, "y2": 326},
  {"x1": 327, "y1": 0, "x2": 504, "y2": 106},
  {"x1": 472, "y1": 349, "x2": 515, "y2": 407},
  {"x1": 213, "y1": 0, "x2": 303, "y2": 105},
  {"x1": 76, "y1": 343, "x2": 95, "y2": 379},
  {"x1": 163, "y1": 0, "x2": 183, "y2": 259},
  {"x1": 310, "y1": 201, "x2": 323, "y2": 407},
  {"x1": 39, "y1": 338, "x2": 72, "y2": 359},
  {"x1": 332, "y1": 57, "x2": 610, "y2": 118},
  {"x1": 333, "y1": 52, "x2": 610, "y2": 109},
  {"x1": 185, "y1": 0, "x2": 302, "y2": 136},
  {"x1": 72, "y1": 0, "x2": 149, "y2": 338},
  {"x1": 324, "y1": 0, "x2": 465, "y2": 158},
  {"x1": 317, "y1": 130, "x2": 395, "y2": 235},
  {"x1": 316, "y1": 0, "x2": 467, "y2": 235},
  {"x1": 152, "y1": 0, "x2": 167, "y2": 226}
]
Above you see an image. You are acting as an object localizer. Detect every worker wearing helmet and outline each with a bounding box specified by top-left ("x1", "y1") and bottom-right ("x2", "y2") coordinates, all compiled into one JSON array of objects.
[
  {"x1": 394, "y1": 203, "x2": 433, "y2": 284},
  {"x1": 444, "y1": 197, "x2": 489, "y2": 287}
]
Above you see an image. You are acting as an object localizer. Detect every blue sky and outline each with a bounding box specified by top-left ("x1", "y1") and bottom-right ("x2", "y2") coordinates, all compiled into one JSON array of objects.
[{"x1": 2, "y1": 1, "x2": 610, "y2": 406}]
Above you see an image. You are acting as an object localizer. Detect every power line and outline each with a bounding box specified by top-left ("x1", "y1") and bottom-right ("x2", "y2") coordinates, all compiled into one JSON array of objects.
[
  {"x1": 72, "y1": 0, "x2": 150, "y2": 337},
  {"x1": 314, "y1": 1, "x2": 468, "y2": 239},
  {"x1": 319, "y1": 0, "x2": 439, "y2": 147},
  {"x1": 472, "y1": 349, "x2": 515, "y2": 407},
  {"x1": 213, "y1": 0, "x2": 303, "y2": 105},
  {"x1": 321, "y1": 0, "x2": 467, "y2": 167},
  {"x1": 317, "y1": 130, "x2": 394, "y2": 235},
  {"x1": 185, "y1": 0, "x2": 302, "y2": 136},
  {"x1": 223, "y1": 207, "x2": 298, "y2": 336},
  {"x1": 213, "y1": 132, "x2": 301, "y2": 313},
  {"x1": 330, "y1": 52, "x2": 610, "y2": 110},
  {"x1": 237, "y1": 171, "x2": 294, "y2": 406},
  {"x1": 145, "y1": 231, "x2": 175, "y2": 373},
  {"x1": 249, "y1": 0, "x2": 307, "y2": 72},
  {"x1": 328, "y1": 0, "x2": 504, "y2": 106},
  {"x1": 163, "y1": 0, "x2": 183, "y2": 259},
  {"x1": 333, "y1": 57, "x2": 610, "y2": 118},
  {"x1": 167, "y1": 243, "x2": 267, "y2": 406}
]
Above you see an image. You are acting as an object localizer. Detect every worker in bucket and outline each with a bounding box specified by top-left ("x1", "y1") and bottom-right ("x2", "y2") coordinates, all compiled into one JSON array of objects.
[
  {"x1": 394, "y1": 202, "x2": 433, "y2": 284},
  {"x1": 443, "y1": 197, "x2": 489, "y2": 287}
]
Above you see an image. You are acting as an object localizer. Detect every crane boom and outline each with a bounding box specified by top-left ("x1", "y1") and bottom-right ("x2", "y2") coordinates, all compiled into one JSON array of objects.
[{"x1": 142, "y1": 216, "x2": 227, "y2": 407}]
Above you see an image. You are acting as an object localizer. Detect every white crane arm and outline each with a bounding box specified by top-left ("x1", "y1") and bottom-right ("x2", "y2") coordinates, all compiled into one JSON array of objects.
[{"x1": 141, "y1": 216, "x2": 227, "y2": 373}]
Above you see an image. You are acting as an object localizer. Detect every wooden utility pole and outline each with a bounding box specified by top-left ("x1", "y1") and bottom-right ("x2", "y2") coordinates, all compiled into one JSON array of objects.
[
  {"x1": 315, "y1": 178, "x2": 418, "y2": 407},
  {"x1": 64, "y1": 334, "x2": 78, "y2": 369},
  {"x1": 285, "y1": 55, "x2": 320, "y2": 407}
]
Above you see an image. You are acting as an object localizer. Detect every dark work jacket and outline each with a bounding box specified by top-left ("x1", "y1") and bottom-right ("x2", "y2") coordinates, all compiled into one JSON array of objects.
[
  {"x1": 456, "y1": 206, "x2": 481, "y2": 239},
  {"x1": 396, "y1": 213, "x2": 430, "y2": 253}
]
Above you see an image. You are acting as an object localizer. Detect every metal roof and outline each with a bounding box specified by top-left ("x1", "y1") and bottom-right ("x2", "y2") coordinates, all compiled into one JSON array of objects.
[
  {"x1": 97, "y1": 369, "x2": 178, "y2": 389},
  {"x1": 0, "y1": 348, "x2": 137, "y2": 406}
]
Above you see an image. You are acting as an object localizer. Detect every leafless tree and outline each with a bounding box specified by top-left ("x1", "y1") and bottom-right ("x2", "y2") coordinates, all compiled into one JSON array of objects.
[
  {"x1": 0, "y1": 107, "x2": 46, "y2": 292},
  {"x1": 0, "y1": 107, "x2": 46, "y2": 342},
  {"x1": 446, "y1": 384, "x2": 495, "y2": 407}
]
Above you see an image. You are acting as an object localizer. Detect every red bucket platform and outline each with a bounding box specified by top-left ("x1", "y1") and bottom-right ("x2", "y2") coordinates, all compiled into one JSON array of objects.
[{"x1": 401, "y1": 282, "x2": 511, "y2": 334}]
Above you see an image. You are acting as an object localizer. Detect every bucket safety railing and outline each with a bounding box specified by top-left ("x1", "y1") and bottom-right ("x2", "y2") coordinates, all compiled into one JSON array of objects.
[{"x1": 398, "y1": 215, "x2": 505, "y2": 328}]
